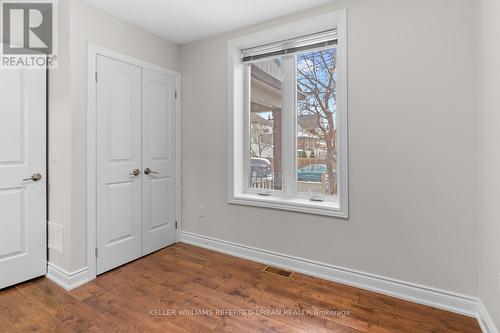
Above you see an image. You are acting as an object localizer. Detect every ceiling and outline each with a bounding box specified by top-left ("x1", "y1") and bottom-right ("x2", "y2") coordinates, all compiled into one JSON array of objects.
[{"x1": 83, "y1": 0, "x2": 333, "y2": 44}]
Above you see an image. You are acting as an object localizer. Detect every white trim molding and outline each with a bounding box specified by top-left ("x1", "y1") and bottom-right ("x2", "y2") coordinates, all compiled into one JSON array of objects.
[
  {"x1": 478, "y1": 300, "x2": 499, "y2": 333},
  {"x1": 46, "y1": 263, "x2": 90, "y2": 291},
  {"x1": 227, "y1": 9, "x2": 349, "y2": 218},
  {"x1": 180, "y1": 231, "x2": 480, "y2": 318},
  {"x1": 86, "y1": 44, "x2": 182, "y2": 282}
]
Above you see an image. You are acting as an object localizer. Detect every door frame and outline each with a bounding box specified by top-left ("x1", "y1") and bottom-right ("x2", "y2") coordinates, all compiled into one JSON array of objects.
[{"x1": 86, "y1": 44, "x2": 182, "y2": 280}]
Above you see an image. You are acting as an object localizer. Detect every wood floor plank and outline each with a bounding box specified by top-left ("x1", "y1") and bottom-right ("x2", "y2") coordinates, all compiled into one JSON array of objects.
[
  {"x1": 0, "y1": 243, "x2": 481, "y2": 332},
  {"x1": 0, "y1": 315, "x2": 15, "y2": 333}
]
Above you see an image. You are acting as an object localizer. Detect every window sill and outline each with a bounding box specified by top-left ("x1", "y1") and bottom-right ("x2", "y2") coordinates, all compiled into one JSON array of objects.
[{"x1": 229, "y1": 193, "x2": 348, "y2": 218}]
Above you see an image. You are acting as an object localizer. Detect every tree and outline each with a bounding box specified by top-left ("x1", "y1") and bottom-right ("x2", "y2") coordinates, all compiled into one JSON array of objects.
[
  {"x1": 297, "y1": 48, "x2": 337, "y2": 195},
  {"x1": 250, "y1": 122, "x2": 273, "y2": 157}
]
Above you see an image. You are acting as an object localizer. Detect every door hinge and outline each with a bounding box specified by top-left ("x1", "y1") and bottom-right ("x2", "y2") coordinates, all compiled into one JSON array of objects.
[
  {"x1": 175, "y1": 221, "x2": 178, "y2": 229},
  {"x1": 95, "y1": 72, "x2": 98, "y2": 82},
  {"x1": 174, "y1": 91, "x2": 177, "y2": 99},
  {"x1": 95, "y1": 247, "x2": 98, "y2": 257}
]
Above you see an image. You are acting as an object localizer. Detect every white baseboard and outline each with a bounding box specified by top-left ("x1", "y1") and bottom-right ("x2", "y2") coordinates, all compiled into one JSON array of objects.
[
  {"x1": 46, "y1": 262, "x2": 90, "y2": 291},
  {"x1": 180, "y1": 231, "x2": 479, "y2": 318},
  {"x1": 478, "y1": 300, "x2": 499, "y2": 333}
]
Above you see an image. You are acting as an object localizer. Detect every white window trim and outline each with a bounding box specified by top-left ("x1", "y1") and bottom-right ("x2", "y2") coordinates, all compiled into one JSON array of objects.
[{"x1": 227, "y1": 10, "x2": 348, "y2": 218}]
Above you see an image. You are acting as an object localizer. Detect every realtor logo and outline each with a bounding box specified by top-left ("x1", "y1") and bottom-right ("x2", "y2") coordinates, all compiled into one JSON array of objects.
[
  {"x1": 3, "y1": 2, "x2": 52, "y2": 54},
  {"x1": 1, "y1": 0, "x2": 58, "y2": 68}
]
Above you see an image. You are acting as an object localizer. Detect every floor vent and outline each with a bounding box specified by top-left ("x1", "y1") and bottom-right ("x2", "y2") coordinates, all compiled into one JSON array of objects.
[{"x1": 262, "y1": 266, "x2": 293, "y2": 278}]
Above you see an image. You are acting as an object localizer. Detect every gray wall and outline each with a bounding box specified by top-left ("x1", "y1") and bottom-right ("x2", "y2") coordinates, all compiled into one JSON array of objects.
[
  {"x1": 180, "y1": 0, "x2": 478, "y2": 296},
  {"x1": 478, "y1": 0, "x2": 500, "y2": 328}
]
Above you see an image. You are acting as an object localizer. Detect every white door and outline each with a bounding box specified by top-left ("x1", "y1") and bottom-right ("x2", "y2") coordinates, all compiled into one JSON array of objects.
[
  {"x1": 141, "y1": 69, "x2": 177, "y2": 255},
  {"x1": 96, "y1": 55, "x2": 142, "y2": 274},
  {"x1": 0, "y1": 68, "x2": 46, "y2": 289}
]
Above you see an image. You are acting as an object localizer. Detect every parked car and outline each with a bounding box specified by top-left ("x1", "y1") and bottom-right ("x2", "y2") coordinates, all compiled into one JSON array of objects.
[
  {"x1": 251, "y1": 158, "x2": 272, "y2": 178},
  {"x1": 297, "y1": 164, "x2": 333, "y2": 182}
]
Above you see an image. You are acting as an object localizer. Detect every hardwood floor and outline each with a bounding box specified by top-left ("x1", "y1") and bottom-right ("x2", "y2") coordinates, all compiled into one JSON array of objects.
[{"x1": 0, "y1": 243, "x2": 481, "y2": 332}]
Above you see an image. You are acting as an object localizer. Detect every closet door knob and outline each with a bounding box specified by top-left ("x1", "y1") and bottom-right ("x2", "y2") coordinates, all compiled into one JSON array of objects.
[
  {"x1": 144, "y1": 168, "x2": 159, "y2": 175},
  {"x1": 130, "y1": 169, "x2": 141, "y2": 176}
]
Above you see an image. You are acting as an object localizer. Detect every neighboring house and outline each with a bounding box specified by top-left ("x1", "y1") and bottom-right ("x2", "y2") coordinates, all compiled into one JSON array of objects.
[{"x1": 297, "y1": 114, "x2": 327, "y2": 158}]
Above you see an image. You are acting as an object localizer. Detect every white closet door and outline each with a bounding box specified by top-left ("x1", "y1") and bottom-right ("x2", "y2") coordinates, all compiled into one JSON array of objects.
[
  {"x1": 96, "y1": 55, "x2": 142, "y2": 274},
  {"x1": 0, "y1": 68, "x2": 46, "y2": 289},
  {"x1": 141, "y1": 69, "x2": 177, "y2": 255}
]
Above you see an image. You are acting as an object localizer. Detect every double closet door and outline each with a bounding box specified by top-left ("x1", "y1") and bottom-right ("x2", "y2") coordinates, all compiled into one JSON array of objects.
[{"x1": 96, "y1": 55, "x2": 177, "y2": 275}]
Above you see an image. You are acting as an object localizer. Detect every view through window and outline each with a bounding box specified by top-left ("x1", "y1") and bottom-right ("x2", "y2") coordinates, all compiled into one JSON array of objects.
[
  {"x1": 248, "y1": 58, "x2": 283, "y2": 191},
  {"x1": 296, "y1": 48, "x2": 337, "y2": 199},
  {"x1": 247, "y1": 47, "x2": 338, "y2": 199}
]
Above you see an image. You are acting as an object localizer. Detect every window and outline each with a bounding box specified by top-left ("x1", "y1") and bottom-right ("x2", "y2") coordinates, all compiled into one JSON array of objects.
[{"x1": 228, "y1": 11, "x2": 348, "y2": 218}]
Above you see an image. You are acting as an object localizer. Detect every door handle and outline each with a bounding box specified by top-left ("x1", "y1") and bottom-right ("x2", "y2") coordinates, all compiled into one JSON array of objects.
[
  {"x1": 144, "y1": 168, "x2": 159, "y2": 175},
  {"x1": 130, "y1": 169, "x2": 141, "y2": 176},
  {"x1": 23, "y1": 173, "x2": 42, "y2": 182}
]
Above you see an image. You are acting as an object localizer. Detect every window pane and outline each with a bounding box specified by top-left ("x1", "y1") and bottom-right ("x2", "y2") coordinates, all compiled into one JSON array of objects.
[
  {"x1": 248, "y1": 58, "x2": 283, "y2": 190},
  {"x1": 296, "y1": 48, "x2": 338, "y2": 199}
]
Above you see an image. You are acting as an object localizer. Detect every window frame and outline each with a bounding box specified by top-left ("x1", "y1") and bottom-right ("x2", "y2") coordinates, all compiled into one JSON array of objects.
[{"x1": 227, "y1": 10, "x2": 348, "y2": 218}]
